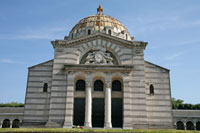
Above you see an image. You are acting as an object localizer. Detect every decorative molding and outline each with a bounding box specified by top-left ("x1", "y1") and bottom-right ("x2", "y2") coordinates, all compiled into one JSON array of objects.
[
  {"x1": 51, "y1": 33, "x2": 147, "y2": 49},
  {"x1": 85, "y1": 47, "x2": 114, "y2": 65},
  {"x1": 105, "y1": 81, "x2": 112, "y2": 88}
]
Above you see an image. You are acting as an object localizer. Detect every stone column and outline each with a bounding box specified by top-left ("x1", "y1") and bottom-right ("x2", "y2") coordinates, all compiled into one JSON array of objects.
[
  {"x1": 10, "y1": 120, "x2": 12, "y2": 128},
  {"x1": 194, "y1": 122, "x2": 196, "y2": 130},
  {"x1": 84, "y1": 81, "x2": 92, "y2": 128},
  {"x1": 184, "y1": 122, "x2": 186, "y2": 130},
  {"x1": 104, "y1": 80, "x2": 112, "y2": 128}
]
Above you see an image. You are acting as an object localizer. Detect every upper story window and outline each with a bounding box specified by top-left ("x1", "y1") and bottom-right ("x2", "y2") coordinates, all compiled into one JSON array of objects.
[
  {"x1": 94, "y1": 80, "x2": 104, "y2": 91},
  {"x1": 108, "y1": 30, "x2": 111, "y2": 35},
  {"x1": 43, "y1": 83, "x2": 48, "y2": 92},
  {"x1": 76, "y1": 80, "x2": 85, "y2": 91},
  {"x1": 112, "y1": 80, "x2": 122, "y2": 91},
  {"x1": 150, "y1": 84, "x2": 154, "y2": 95},
  {"x1": 88, "y1": 29, "x2": 91, "y2": 35}
]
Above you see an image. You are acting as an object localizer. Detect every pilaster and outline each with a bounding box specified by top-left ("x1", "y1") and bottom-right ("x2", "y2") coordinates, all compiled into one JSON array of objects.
[
  {"x1": 63, "y1": 72, "x2": 75, "y2": 128},
  {"x1": 130, "y1": 44, "x2": 148, "y2": 129},
  {"x1": 123, "y1": 73, "x2": 132, "y2": 129}
]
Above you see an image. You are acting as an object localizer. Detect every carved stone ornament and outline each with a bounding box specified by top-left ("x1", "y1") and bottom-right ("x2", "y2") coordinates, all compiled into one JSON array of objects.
[
  {"x1": 85, "y1": 47, "x2": 113, "y2": 64},
  {"x1": 105, "y1": 81, "x2": 112, "y2": 88},
  {"x1": 86, "y1": 81, "x2": 92, "y2": 87}
]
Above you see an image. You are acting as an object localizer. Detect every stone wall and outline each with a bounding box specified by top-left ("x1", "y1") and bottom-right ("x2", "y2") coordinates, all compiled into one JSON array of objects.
[
  {"x1": 23, "y1": 60, "x2": 53, "y2": 127},
  {"x1": 173, "y1": 110, "x2": 200, "y2": 130},
  {"x1": 145, "y1": 61, "x2": 173, "y2": 129},
  {"x1": 0, "y1": 107, "x2": 23, "y2": 128}
]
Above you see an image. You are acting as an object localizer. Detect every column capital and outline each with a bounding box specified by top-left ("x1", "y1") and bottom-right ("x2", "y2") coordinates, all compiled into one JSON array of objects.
[
  {"x1": 86, "y1": 81, "x2": 92, "y2": 87},
  {"x1": 105, "y1": 81, "x2": 112, "y2": 88}
]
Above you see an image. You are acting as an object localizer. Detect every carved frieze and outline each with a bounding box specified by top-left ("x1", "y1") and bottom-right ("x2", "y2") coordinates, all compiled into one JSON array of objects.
[{"x1": 85, "y1": 47, "x2": 113, "y2": 65}]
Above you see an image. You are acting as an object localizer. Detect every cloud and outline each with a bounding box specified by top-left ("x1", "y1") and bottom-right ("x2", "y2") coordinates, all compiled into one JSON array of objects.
[
  {"x1": 165, "y1": 52, "x2": 185, "y2": 60},
  {"x1": 0, "y1": 58, "x2": 25, "y2": 64},
  {"x1": 0, "y1": 26, "x2": 67, "y2": 40},
  {"x1": 174, "y1": 40, "x2": 200, "y2": 46},
  {"x1": 122, "y1": 10, "x2": 200, "y2": 35},
  {"x1": 165, "y1": 63, "x2": 182, "y2": 68}
]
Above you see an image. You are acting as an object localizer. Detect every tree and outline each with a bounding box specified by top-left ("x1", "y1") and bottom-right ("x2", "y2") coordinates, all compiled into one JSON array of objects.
[
  {"x1": 172, "y1": 97, "x2": 200, "y2": 110},
  {"x1": 0, "y1": 102, "x2": 24, "y2": 107},
  {"x1": 172, "y1": 98, "x2": 184, "y2": 109}
]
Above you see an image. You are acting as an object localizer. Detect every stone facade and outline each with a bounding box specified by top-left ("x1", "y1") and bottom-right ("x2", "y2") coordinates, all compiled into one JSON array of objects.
[
  {"x1": 22, "y1": 31, "x2": 173, "y2": 128},
  {"x1": 2, "y1": 6, "x2": 197, "y2": 130}
]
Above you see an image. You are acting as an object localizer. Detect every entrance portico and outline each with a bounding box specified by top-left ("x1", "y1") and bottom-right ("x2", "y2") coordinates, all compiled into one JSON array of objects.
[{"x1": 63, "y1": 64, "x2": 133, "y2": 128}]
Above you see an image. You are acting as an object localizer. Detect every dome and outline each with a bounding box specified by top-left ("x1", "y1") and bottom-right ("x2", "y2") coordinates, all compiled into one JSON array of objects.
[{"x1": 66, "y1": 5, "x2": 133, "y2": 41}]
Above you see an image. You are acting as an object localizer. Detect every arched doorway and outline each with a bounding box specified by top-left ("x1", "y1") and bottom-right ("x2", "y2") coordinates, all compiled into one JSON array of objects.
[
  {"x1": 73, "y1": 98, "x2": 85, "y2": 126},
  {"x1": 92, "y1": 98, "x2": 104, "y2": 127},
  {"x1": 92, "y1": 80, "x2": 104, "y2": 127},
  {"x1": 2, "y1": 119, "x2": 10, "y2": 128},
  {"x1": 112, "y1": 98, "x2": 122, "y2": 128},
  {"x1": 196, "y1": 121, "x2": 200, "y2": 130},
  {"x1": 176, "y1": 121, "x2": 184, "y2": 130},
  {"x1": 111, "y1": 80, "x2": 123, "y2": 128},
  {"x1": 186, "y1": 121, "x2": 194, "y2": 130},
  {"x1": 73, "y1": 80, "x2": 86, "y2": 126},
  {"x1": 12, "y1": 119, "x2": 20, "y2": 128}
]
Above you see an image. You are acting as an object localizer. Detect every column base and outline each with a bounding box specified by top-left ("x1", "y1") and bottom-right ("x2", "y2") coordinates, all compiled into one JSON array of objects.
[
  {"x1": 104, "y1": 122, "x2": 112, "y2": 128},
  {"x1": 84, "y1": 122, "x2": 92, "y2": 128},
  {"x1": 63, "y1": 122, "x2": 72, "y2": 128}
]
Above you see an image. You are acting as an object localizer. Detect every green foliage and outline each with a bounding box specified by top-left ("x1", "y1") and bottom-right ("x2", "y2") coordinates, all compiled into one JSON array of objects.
[
  {"x1": 172, "y1": 98, "x2": 200, "y2": 110},
  {"x1": 172, "y1": 98, "x2": 184, "y2": 109},
  {"x1": 0, "y1": 102, "x2": 24, "y2": 107}
]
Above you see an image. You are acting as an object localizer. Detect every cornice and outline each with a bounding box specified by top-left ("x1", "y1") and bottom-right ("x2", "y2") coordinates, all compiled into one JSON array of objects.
[
  {"x1": 64, "y1": 64, "x2": 133, "y2": 72},
  {"x1": 51, "y1": 33, "x2": 148, "y2": 49}
]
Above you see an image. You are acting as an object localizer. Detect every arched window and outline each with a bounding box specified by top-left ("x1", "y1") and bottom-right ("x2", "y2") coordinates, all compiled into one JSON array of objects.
[
  {"x1": 108, "y1": 30, "x2": 111, "y2": 35},
  {"x1": 196, "y1": 121, "x2": 200, "y2": 130},
  {"x1": 112, "y1": 80, "x2": 122, "y2": 91},
  {"x1": 2, "y1": 119, "x2": 10, "y2": 128},
  {"x1": 88, "y1": 29, "x2": 91, "y2": 35},
  {"x1": 150, "y1": 84, "x2": 154, "y2": 95},
  {"x1": 176, "y1": 121, "x2": 184, "y2": 130},
  {"x1": 76, "y1": 80, "x2": 85, "y2": 91},
  {"x1": 186, "y1": 121, "x2": 194, "y2": 130},
  {"x1": 43, "y1": 83, "x2": 48, "y2": 92},
  {"x1": 126, "y1": 34, "x2": 128, "y2": 40},
  {"x1": 94, "y1": 80, "x2": 103, "y2": 91},
  {"x1": 12, "y1": 119, "x2": 20, "y2": 128}
]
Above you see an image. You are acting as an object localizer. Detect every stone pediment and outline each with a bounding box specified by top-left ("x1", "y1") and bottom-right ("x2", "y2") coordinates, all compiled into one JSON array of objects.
[{"x1": 51, "y1": 32, "x2": 147, "y2": 49}]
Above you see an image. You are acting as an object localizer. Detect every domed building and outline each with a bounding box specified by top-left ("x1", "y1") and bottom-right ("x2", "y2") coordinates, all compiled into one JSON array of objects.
[{"x1": 21, "y1": 5, "x2": 174, "y2": 129}]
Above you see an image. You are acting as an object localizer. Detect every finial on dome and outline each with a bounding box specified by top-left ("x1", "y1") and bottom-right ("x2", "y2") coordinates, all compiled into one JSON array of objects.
[{"x1": 97, "y1": 4, "x2": 103, "y2": 14}]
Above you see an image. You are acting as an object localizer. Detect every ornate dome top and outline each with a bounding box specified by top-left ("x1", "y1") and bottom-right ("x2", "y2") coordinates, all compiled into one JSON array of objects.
[{"x1": 66, "y1": 5, "x2": 133, "y2": 41}]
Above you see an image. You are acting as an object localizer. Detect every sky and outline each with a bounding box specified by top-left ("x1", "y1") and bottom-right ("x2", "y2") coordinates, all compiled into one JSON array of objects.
[{"x1": 0, "y1": 0, "x2": 200, "y2": 104}]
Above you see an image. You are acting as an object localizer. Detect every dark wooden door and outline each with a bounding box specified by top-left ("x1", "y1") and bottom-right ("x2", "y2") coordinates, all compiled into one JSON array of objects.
[
  {"x1": 73, "y1": 98, "x2": 85, "y2": 126},
  {"x1": 92, "y1": 98, "x2": 104, "y2": 127},
  {"x1": 112, "y1": 98, "x2": 123, "y2": 128}
]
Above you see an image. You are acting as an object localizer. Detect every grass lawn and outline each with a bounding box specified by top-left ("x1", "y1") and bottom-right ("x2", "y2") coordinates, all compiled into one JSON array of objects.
[{"x1": 0, "y1": 128, "x2": 200, "y2": 133}]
